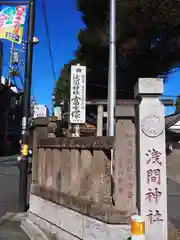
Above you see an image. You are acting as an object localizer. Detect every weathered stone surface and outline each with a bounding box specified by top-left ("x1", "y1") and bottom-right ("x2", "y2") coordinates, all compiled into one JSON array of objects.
[
  {"x1": 31, "y1": 184, "x2": 129, "y2": 224},
  {"x1": 37, "y1": 136, "x2": 114, "y2": 150},
  {"x1": 135, "y1": 78, "x2": 167, "y2": 240},
  {"x1": 114, "y1": 119, "x2": 136, "y2": 214},
  {"x1": 25, "y1": 194, "x2": 130, "y2": 240}
]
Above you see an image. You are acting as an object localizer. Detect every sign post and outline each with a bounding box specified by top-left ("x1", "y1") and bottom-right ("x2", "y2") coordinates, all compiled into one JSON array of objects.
[
  {"x1": 70, "y1": 64, "x2": 86, "y2": 136},
  {"x1": 33, "y1": 105, "x2": 48, "y2": 119}
]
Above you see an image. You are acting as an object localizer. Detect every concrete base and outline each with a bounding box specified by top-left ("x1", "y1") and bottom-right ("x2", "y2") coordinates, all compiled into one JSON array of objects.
[
  {"x1": 22, "y1": 194, "x2": 130, "y2": 240},
  {"x1": 0, "y1": 212, "x2": 30, "y2": 240}
]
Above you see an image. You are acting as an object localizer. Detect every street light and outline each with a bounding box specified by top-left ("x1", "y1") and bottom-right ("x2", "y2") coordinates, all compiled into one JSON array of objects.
[
  {"x1": 32, "y1": 36, "x2": 39, "y2": 44},
  {"x1": 21, "y1": 36, "x2": 39, "y2": 51}
]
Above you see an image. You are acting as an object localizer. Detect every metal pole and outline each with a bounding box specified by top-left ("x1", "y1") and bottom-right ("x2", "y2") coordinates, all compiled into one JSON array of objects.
[
  {"x1": 19, "y1": 0, "x2": 35, "y2": 212},
  {"x1": 107, "y1": 0, "x2": 116, "y2": 136},
  {"x1": 0, "y1": 1, "x2": 27, "y2": 4}
]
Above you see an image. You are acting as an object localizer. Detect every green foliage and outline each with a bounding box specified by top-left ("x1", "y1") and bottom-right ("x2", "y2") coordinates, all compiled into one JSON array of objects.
[
  {"x1": 55, "y1": 0, "x2": 180, "y2": 102},
  {"x1": 175, "y1": 96, "x2": 180, "y2": 112},
  {"x1": 54, "y1": 59, "x2": 78, "y2": 104},
  {"x1": 54, "y1": 76, "x2": 69, "y2": 104}
]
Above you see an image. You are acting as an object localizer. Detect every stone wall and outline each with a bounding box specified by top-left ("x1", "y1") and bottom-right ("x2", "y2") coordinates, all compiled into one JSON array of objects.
[
  {"x1": 22, "y1": 101, "x2": 137, "y2": 239},
  {"x1": 22, "y1": 194, "x2": 130, "y2": 240}
]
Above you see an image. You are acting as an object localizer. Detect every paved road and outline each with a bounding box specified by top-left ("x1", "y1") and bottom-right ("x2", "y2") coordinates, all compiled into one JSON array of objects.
[
  {"x1": 0, "y1": 156, "x2": 31, "y2": 239},
  {"x1": 0, "y1": 156, "x2": 180, "y2": 237},
  {"x1": 0, "y1": 156, "x2": 20, "y2": 217},
  {"x1": 167, "y1": 178, "x2": 180, "y2": 229},
  {"x1": 0, "y1": 156, "x2": 31, "y2": 217}
]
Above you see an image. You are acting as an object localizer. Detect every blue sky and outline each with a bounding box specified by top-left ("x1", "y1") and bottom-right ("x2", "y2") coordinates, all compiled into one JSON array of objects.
[
  {"x1": 1, "y1": 0, "x2": 179, "y2": 115},
  {"x1": 164, "y1": 70, "x2": 179, "y2": 115},
  {"x1": 2, "y1": 0, "x2": 83, "y2": 112}
]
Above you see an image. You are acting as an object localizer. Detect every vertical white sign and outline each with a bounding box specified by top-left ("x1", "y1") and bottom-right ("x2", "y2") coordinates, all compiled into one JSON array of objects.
[
  {"x1": 136, "y1": 78, "x2": 167, "y2": 240},
  {"x1": 70, "y1": 65, "x2": 86, "y2": 124},
  {"x1": 33, "y1": 105, "x2": 48, "y2": 118}
]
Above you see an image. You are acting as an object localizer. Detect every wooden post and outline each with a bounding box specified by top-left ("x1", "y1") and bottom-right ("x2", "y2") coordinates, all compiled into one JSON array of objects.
[
  {"x1": 75, "y1": 124, "x2": 80, "y2": 137},
  {"x1": 97, "y1": 104, "x2": 104, "y2": 136}
]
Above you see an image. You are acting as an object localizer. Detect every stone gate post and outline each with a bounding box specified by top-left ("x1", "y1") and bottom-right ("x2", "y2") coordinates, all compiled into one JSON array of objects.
[
  {"x1": 135, "y1": 78, "x2": 167, "y2": 240},
  {"x1": 31, "y1": 117, "x2": 49, "y2": 185}
]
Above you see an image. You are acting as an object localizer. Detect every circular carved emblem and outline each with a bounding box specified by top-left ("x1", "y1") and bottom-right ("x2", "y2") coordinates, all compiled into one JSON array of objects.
[{"x1": 141, "y1": 114, "x2": 164, "y2": 138}]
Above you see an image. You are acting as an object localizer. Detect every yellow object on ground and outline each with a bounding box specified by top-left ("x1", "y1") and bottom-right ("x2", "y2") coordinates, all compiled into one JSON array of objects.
[
  {"x1": 23, "y1": 144, "x2": 28, "y2": 156},
  {"x1": 130, "y1": 215, "x2": 145, "y2": 240}
]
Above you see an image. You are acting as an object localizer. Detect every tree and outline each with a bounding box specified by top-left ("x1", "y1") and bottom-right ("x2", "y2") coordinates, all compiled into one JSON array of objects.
[
  {"x1": 175, "y1": 95, "x2": 180, "y2": 112},
  {"x1": 75, "y1": 0, "x2": 180, "y2": 99},
  {"x1": 55, "y1": 0, "x2": 180, "y2": 102},
  {"x1": 54, "y1": 59, "x2": 78, "y2": 104}
]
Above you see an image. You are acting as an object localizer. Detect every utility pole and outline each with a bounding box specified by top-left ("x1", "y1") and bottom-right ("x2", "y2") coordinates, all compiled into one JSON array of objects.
[
  {"x1": 52, "y1": 93, "x2": 55, "y2": 116},
  {"x1": 0, "y1": 41, "x2": 3, "y2": 80},
  {"x1": 19, "y1": 0, "x2": 35, "y2": 212},
  {"x1": 8, "y1": 42, "x2": 14, "y2": 86},
  {"x1": 4, "y1": 42, "x2": 14, "y2": 154},
  {"x1": 107, "y1": 0, "x2": 116, "y2": 136}
]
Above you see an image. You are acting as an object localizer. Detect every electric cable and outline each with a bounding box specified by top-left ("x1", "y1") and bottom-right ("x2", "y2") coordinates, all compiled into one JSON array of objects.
[{"x1": 41, "y1": 0, "x2": 57, "y2": 83}]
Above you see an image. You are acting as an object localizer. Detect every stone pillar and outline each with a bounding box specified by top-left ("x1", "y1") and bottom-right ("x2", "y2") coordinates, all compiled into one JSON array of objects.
[
  {"x1": 135, "y1": 78, "x2": 167, "y2": 240},
  {"x1": 114, "y1": 118, "x2": 136, "y2": 215},
  {"x1": 31, "y1": 117, "x2": 49, "y2": 185}
]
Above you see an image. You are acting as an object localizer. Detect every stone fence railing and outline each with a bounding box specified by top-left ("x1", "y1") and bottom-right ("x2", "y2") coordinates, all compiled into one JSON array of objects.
[
  {"x1": 24, "y1": 79, "x2": 170, "y2": 240},
  {"x1": 30, "y1": 117, "x2": 137, "y2": 224}
]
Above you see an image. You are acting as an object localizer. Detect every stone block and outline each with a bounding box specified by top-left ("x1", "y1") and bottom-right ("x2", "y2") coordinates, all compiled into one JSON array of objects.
[
  {"x1": 134, "y1": 78, "x2": 163, "y2": 96},
  {"x1": 27, "y1": 194, "x2": 130, "y2": 240}
]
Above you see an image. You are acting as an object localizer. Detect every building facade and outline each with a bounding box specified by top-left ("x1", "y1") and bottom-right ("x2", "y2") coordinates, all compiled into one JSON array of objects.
[
  {"x1": 166, "y1": 112, "x2": 180, "y2": 153},
  {"x1": 0, "y1": 80, "x2": 23, "y2": 156}
]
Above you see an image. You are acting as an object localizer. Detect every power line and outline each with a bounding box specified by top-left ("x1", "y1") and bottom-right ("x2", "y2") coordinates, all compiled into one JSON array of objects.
[{"x1": 41, "y1": 0, "x2": 57, "y2": 83}]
